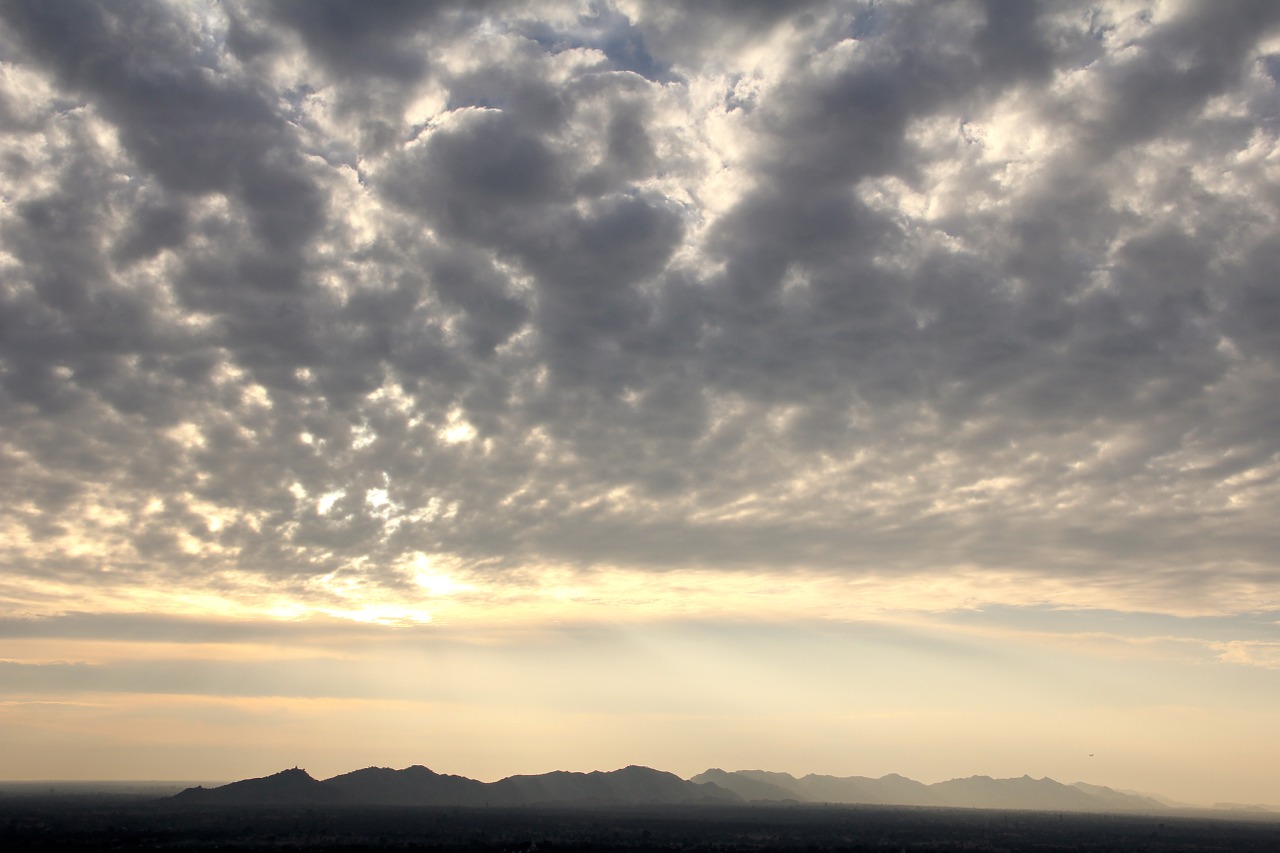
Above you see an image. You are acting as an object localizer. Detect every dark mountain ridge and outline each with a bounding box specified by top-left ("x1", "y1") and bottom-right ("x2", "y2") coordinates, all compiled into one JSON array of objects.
[
  {"x1": 175, "y1": 765, "x2": 737, "y2": 808},
  {"x1": 173, "y1": 768, "x2": 346, "y2": 807},
  {"x1": 175, "y1": 765, "x2": 1169, "y2": 813},
  {"x1": 323, "y1": 765, "x2": 490, "y2": 807}
]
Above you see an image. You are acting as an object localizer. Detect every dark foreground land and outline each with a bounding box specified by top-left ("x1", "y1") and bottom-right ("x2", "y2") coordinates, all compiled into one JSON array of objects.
[{"x1": 2, "y1": 798, "x2": 1279, "y2": 852}]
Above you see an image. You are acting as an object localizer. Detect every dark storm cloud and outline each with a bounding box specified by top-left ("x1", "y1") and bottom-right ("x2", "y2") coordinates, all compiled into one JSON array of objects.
[
  {"x1": 259, "y1": 0, "x2": 445, "y2": 81},
  {"x1": 2, "y1": 1, "x2": 1280, "y2": 613}
]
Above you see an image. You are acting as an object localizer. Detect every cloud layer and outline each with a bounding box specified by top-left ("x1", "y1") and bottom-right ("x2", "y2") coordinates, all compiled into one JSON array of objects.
[{"x1": 3, "y1": 0, "x2": 1280, "y2": 622}]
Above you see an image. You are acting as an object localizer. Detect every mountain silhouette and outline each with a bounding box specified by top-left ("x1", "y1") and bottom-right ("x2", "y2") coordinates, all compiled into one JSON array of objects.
[
  {"x1": 691, "y1": 770, "x2": 1167, "y2": 812},
  {"x1": 931, "y1": 775, "x2": 1098, "y2": 810},
  {"x1": 174, "y1": 765, "x2": 1168, "y2": 813},
  {"x1": 176, "y1": 765, "x2": 737, "y2": 808},
  {"x1": 1071, "y1": 781, "x2": 1170, "y2": 811},
  {"x1": 323, "y1": 765, "x2": 491, "y2": 806},
  {"x1": 801, "y1": 772, "x2": 932, "y2": 806},
  {"x1": 690, "y1": 769, "x2": 802, "y2": 802},
  {"x1": 490, "y1": 766, "x2": 738, "y2": 806},
  {"x1": 171, "y1": 768, "x2": 346, "y2": 806}
]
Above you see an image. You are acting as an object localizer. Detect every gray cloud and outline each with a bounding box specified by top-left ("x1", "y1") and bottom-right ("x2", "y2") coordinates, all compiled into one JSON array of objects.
[{"x1": 2, "y1": 1, "x2": 1279, "y2": 613}]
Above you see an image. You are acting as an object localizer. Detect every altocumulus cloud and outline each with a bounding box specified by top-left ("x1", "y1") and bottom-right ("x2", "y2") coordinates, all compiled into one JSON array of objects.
[{"x1": 2, "y1": 0, "x2": 1280, "y2": 623}]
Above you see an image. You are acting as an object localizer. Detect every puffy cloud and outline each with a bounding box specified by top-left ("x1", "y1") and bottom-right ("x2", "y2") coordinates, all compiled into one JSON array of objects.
[{"x1": 1, "y1": 0, "x2": 1279, "y2": 626}]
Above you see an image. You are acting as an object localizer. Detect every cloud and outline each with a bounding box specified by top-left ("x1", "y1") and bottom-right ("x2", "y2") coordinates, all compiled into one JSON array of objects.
[
  {"x1": 1, "y1": 0, "x2": 1280, "y2": 628},
  {"x1": 1211, "y1": 639, "x2": 1280, "y2": 669}
]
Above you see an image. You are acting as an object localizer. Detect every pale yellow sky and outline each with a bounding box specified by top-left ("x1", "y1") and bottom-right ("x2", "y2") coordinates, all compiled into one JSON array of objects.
[{"x1": 2, "y1": 576, "x2": 1277, "y2": 805}]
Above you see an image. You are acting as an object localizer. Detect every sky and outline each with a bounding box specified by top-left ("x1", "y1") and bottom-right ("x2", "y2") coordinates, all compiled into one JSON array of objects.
[{"x1": 1, "y1": 0, "x2": 1278, "y2": 807}]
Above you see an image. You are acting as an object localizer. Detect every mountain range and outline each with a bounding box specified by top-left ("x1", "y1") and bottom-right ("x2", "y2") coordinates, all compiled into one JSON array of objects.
[
  {"x1": 173, "y1": 766, "x2": 1169, "y2": 813},
  {"x1": 690, "y1": 769, "x2": 1171, "y2": 812}
]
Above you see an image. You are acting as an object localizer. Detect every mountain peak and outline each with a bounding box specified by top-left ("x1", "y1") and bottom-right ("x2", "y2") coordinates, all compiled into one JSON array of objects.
[
  {"x1": 173, "y1": 767, "x2": 341, "y2": 806},
  {"x1": 272, "y1": 767, "x2": 314, "y2": 779}
]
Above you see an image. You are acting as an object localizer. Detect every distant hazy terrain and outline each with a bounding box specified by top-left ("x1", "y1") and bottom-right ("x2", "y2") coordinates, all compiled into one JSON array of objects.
[
  {"x1": 691, "y1": 769, "x2": 1172, "y2": 812},
  {"x1": 0, "y1": 780, "x2": 224, "y2": 799}
]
